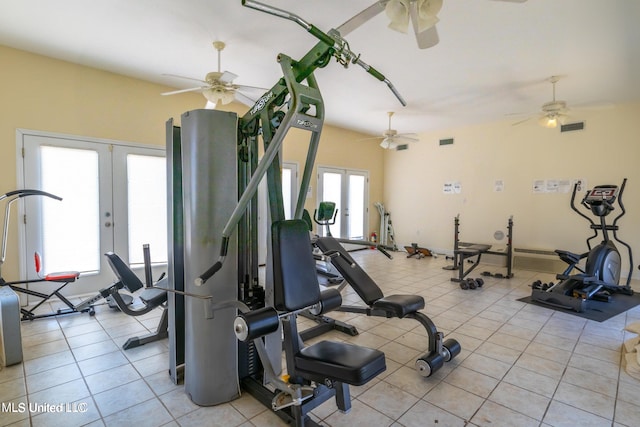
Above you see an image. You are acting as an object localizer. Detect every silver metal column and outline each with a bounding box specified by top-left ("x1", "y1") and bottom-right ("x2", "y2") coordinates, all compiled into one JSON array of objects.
[{"x1": 180, "y1": 109, "x2": 240, "y2": 406}]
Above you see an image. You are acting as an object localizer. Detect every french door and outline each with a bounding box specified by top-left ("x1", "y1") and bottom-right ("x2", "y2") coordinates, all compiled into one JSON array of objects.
[
  {"x1": 19, "y1": 131, "x2": 166, "y2": 297},
  {"x1": 317, "y1": 167, "x2": 368, "y2": 240}
]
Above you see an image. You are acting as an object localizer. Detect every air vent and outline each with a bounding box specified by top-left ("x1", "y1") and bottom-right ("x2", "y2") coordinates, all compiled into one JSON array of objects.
[
  {"x1": 396, "y1": 144, "x2": 409, "y2": 151},
  {"x1": 439, "y1": 138, "x2": 454, "y2": 146},
  {"x1": 560, "y1": 122, "x2": 585, "y2": 133}
]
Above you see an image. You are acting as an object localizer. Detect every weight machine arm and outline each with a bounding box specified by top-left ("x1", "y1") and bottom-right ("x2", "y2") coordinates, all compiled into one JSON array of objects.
[
  {"x1": 242, "y1": 0, "x2": 406, "y2": 106},
  {"x1": 197, "y1": 1, "x2": 406, "y2": 285}
]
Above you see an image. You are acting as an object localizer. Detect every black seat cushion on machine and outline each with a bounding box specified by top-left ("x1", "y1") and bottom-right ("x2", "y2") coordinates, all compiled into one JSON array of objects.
[
  {"x1": 456, "y1": 244, "x2": 491, "y2": 255},
  {"x1": 316, "y1": 236, "x2": 425, "y2": 317},
  {"x1": 295, "y1": 340, "x2": 386, "y2": 386},
  {"x1": 372, "y1": 294, "x2": 425, "y2": 318},
  {"x1": 138, "y1": 277, "x2": 168, "y2": 307},
  {"x1": 139, "y1": 288, "x2": 167, "y2": 307}
]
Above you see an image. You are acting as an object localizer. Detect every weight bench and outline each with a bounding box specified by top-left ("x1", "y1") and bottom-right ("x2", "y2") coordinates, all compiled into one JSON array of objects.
[
  {"x1": 315, "y1": 236, "x2": 460, "y2": 377},
  {"x1": 449, "y1": 244, "x2": 491, "y2": 283},
  {"x1": 234, "y1": 220, "x2": 386, "y2": 426},
  {"x1": 95, "y1": 252, "x2": 168, "y2": 350}
]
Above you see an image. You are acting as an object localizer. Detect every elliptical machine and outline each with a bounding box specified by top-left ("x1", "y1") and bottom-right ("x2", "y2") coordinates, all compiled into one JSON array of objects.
[{"x1": 531, "y1": 178, "x2": 633, "y2": 312}]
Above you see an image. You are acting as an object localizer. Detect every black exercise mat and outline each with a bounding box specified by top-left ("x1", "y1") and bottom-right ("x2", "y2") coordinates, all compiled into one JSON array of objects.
[{"x1": 518, "y1": 292, "x2": 640, "y2": 322}]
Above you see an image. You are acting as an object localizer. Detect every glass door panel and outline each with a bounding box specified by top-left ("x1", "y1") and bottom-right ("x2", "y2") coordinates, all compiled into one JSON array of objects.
[
  {"x1": 125, "y1": 153, "x2": 168, "y2": 267},
  {"x1": 317, "y1": 167, "x2": 368, "y2": 240},
  {"x1": 347, "y1": 174, "x2": 365, "y2": 240}
]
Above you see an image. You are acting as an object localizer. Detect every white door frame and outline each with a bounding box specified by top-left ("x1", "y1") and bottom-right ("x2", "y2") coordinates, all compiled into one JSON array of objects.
[
  {"x1": 316, "y1": 166, "x2": 369, "y2": 240},
  {"x1": 16, "y1": 128, "x2": 165, "y2": 296}
]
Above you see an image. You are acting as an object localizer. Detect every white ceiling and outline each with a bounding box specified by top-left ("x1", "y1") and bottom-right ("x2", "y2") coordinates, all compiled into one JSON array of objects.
[{"x1": 1, "y1": 0, "x2": 639, "y2": 136}]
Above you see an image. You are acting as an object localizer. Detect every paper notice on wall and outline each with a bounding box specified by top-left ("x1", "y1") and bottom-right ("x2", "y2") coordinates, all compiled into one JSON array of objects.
[
  {"x1": 533, "y1": 180, "x2": 545, "y2": 194},
  {"x1": 494, "y1": 180, "x2": 504, "y2": 192},
  {"x1": 443, "y1": 182, "x2": 454, "y2": 194},
  {"x1": 533, "y1": 179, "x2": 576, "y2": 194},
  {"x1": 443, "y1": 181, "x2": 462, "y2": 194},
  {"x1": 558, "y1": 179, "x2": 573, "y2": 193},
  {"x1": 546, "y1": 180, "x2": 559, "y2": 193}
]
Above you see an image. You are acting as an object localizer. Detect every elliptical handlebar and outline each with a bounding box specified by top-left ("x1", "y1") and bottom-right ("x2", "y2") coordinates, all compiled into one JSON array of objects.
[
  {"x1": 570, "y1": 182, "x2": 595, "y2": 227},
  {"x1": 612, "y1": 178, "x2": 628, "y2": 226}
]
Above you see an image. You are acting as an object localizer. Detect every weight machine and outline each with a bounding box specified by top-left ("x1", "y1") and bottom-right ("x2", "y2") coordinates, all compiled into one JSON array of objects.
[{"x1": 166, "y1": 1, "x2": 407, "y2": 424}]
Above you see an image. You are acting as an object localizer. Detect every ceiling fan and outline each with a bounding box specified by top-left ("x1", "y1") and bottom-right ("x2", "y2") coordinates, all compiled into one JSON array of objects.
[
  {"x1": 511, "y1": 76, "x2": 571, "y2": 128},
  {"x1": 161, "y1": 41, "x2": 265, "y2": 108},
  {"x1": 365, "y1": 112, "x2": 419, "y2": 150},
  {"x1": 337, "y1": 0, "x2": 527, "y2": 49}
]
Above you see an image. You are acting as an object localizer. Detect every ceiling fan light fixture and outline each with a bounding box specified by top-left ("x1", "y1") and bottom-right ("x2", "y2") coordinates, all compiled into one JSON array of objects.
[
  {"x1": 416, "y1": 0, "x2": 442, "y2": 32},
  {"x1": 386, "y1": 0, "x2": 442, "y2": 33},
  {"x1": 539, "y1": 114, "x2": 558, "y2": 128},
  {"x1": 203, "y1": 88, "x2": 234, "y2": 105},
  {"x1": 380, "y1": 138, "x2": 399, "y2": 149},
  {"x1": 386, "y1": 0, "x2": 411, "y2": 33}
]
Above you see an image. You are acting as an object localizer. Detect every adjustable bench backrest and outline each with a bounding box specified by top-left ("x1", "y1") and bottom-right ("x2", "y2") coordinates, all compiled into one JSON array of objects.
[
  {"x1": 315, "y1": 237, "x2": 384, "y2": 305},
  {"x1": 105, "y1": 252, "x2": 144, "y2": 293},
  {"x1": 272, "y1": 220, "x2": 321, "y2": 311}
]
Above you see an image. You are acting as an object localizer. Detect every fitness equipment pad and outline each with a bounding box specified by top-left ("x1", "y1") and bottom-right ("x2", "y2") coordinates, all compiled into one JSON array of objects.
[{"x1": 518, "y1": 292, "x2": 640, "y2": 323}]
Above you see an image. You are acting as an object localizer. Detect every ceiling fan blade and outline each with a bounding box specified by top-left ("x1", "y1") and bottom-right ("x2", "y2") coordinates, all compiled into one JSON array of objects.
[
  {"x1": 412, "y1": 15, "x2": 439, "y2": 49},
  {"x1": 357, "y1": 136, "x2": 386, "y2": 142},
  {"x1": 219, "y1": 71, "x2": 238, "y2": 84},
  {"x1": 161, "y1": 86, "x2": 207, "y2": 96},
  {"x1": 162, "y1": 73, "x2": 207, "y2": 85},
  {"x1": 235, "y1": 83, "x2": 268, "y2": 92},
  {"x1": 393, "y1": 134, "x2": 419, "y2": 142},
  {"x1": 511, "y1": 116, "x2": 533, "y2": 126},
  {"x1": 235, "y1": 91, "x2": 258, "y2": 107},
  {"x1": 336, "y1": 1, "x2": 387, "y2": 36}
]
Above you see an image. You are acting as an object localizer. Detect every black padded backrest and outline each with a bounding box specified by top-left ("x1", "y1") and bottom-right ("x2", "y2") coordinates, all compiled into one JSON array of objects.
[
  {"x1": 315, "y1": 237, "x2": 384, "y2": 305},
  {"x1": 105, "y1": 252, "x2": 144, "y2": 293},
  {"x1": 272, "y1": 220, "x2": 321, "y2": 312}
]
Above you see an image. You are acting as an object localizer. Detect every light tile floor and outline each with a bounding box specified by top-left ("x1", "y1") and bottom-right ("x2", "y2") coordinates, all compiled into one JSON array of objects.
[{"x1": 2, "y1": 251, "x2": 640, "y2": 426}]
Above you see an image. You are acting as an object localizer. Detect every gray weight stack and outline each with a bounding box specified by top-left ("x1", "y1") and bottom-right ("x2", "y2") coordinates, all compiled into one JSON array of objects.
[{"x1": 179, "y1": 109, "x2": 240, "y2": 406}]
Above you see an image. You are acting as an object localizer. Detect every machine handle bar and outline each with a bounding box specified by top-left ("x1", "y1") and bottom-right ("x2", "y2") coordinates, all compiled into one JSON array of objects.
[
  {"x1": 242, "y1": 0, "x2": 406, "y2": 106},
  {"x1": 612, "y1": 178, "x2": 627, "y2": 225},
  {"x1": 570, "y1": 182, "x2": 595, "y2": 226}
]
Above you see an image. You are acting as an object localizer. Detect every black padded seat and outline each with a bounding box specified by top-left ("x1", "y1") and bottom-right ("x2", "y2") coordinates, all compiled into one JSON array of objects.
[
  {"x1": 316, "y1": 236, "x2": 424, "y2": 318},
  {"x1": 139, "y1": 288, "x2": 167, "y2": 307},
  {"x1": 457, "y1": 244, "x2": 491, "y2": 255},
  {"x1": 295, "y1": 340, "x2": 386, "y2": 386},
  {"x1": 372, "y1": 294, "x2": 425, "y2": 318}
]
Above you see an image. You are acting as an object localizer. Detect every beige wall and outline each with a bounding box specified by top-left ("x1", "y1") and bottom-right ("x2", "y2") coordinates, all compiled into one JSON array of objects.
[
  {"x1": 0, "y1": 45, "x2": 382, "y2": 281},
  {"x1": 384, "y1": 103, "x2": 640, "y2": 279}
]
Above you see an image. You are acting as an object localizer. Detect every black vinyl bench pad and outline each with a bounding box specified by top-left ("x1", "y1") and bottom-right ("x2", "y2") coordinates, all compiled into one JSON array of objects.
[{"x1": 295, "y1": 340, "x2": 386, "y2": 386}]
